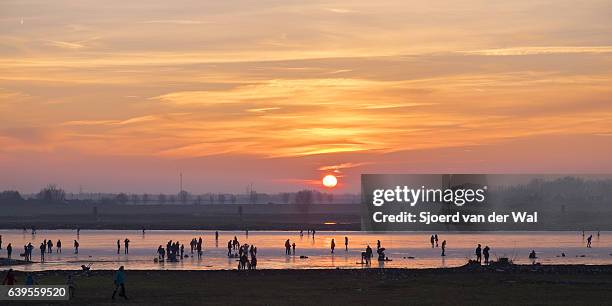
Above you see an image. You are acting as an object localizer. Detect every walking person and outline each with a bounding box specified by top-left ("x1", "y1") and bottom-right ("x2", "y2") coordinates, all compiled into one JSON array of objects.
[
  {"x1": 587, "y1": 235, "x2": 593, "y2": 248},
  {"x1": 111, "y1": 266, "x2": 128, "y2": 300},
  {"x1": 441, "y1": 240, "x2": 446, "y2": 256}
]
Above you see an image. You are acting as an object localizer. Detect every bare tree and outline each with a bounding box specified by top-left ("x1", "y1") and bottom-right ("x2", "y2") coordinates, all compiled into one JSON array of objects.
[
  {"x1": 0, "y1": 190, "x2": 23, "y2": 204},
  {"x1": 37, "y1": 185, "x2": 66, "y2": 203},
  {"x1": 115, "y1": 193, "x2": 129, "y2": 205}
]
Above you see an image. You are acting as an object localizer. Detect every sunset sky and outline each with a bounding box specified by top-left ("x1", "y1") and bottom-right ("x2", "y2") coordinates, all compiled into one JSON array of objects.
[{"x1": 1, "y1": 0, "x2": 612, "y2": 193}]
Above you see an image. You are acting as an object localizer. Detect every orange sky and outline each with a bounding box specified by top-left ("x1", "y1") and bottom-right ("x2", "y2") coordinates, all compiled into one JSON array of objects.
[{"x1": 1, "y1": 0, "x2": 612, "y2": 193}]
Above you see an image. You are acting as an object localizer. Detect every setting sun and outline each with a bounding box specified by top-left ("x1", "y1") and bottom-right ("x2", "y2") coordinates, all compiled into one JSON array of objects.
[{"x1": 322, "y1": 175, "x2": 338, "y2": 188}]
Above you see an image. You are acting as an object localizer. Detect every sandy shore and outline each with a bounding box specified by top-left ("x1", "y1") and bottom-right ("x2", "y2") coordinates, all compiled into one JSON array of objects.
[{"x1": 3, "y1": 265, "x2": 612, "y2": 305}]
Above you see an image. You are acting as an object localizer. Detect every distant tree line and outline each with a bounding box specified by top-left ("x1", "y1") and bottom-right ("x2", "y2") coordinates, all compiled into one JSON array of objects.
[{"x1": 0, "y1": 185, "x2": 341, "y2": 206}]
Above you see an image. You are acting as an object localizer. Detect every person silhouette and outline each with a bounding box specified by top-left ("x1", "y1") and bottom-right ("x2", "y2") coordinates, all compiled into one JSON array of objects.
[
  {"x1": 57, "y1": 240, "x2": 62, "y2": 253},
  {"x1": 111, "y1": 266, "x2": 128, "y2": 300},
  {"x1": 285, "y1": 239, "x2": 291, "y2": 255},
  {"x1": 292, "y1": 242, "x2": 296, "y2": 255},
  {"x1": 39, "y1": 243, "x2": 46, "y2": 262},
  {"x1": 345, "y1": 236, "x2": 349, "y2": 251},
  {"x1": 587, "y1": 235, "x2": 593, "y2": 248},
  {"x1": 529, "y1": 250, "x2": 537, "y2": 259},
  {"x1": 331, "y1": 239, "x2": 335, "y2": 254},
  {"x1": 6, "y1": 243, "x2": 12, "y2": 259},
  {"x1": 117, "y1": 240, "x2": 120, "y2": 254},
  {"x1": 430, "y1": 235, "x2": 435, "y2": 248},
  {"x1": 483, "y1": 246, "x2": 490, "y2": 264},
  {"x1": 441, "y1": 240, "x2": 446, "y2": 256},
  {"x1": 124, "y1": 238, "x2": 130, "y2": 254},
  {"x1": 74, "y1": 240, "x2": 79, "y2": 254},
  {"x1": 475, "y1": 244, "x2": 482, "y2": 263}
]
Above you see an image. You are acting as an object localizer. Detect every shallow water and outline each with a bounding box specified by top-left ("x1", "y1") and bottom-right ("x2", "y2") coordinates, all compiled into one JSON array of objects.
[{"x1": 0, "y1": 230, "x2": 610, "y2": 271}]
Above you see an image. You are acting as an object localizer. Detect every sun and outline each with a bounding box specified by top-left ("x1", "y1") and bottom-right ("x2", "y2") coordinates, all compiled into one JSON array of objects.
[{"x1": 322, "y1": 174, "x2": 338, "y2": 188}]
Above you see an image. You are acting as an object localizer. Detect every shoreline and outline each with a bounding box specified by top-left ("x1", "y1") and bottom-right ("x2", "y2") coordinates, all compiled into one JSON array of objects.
[{"x1": 3, "y1": 265, "x2": 612, "y2": 305}]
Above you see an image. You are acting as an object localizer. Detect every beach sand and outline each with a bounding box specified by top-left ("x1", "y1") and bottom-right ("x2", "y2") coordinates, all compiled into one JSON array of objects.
[{"x1": 3, "y1": 265, "x2": 612, "y2": 305}]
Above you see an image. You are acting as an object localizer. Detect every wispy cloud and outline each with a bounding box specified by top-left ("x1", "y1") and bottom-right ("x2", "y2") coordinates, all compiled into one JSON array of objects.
[
  {"x1": 460, "y1": 46, "x2": 612, "y2": 56},
  {"x1": 140, "y1": 19, "x2": 207, "y2": 25}
]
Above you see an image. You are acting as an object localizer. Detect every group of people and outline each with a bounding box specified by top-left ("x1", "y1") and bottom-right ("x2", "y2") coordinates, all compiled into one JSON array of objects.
[
  {"x1": 237, "y1": 243, "x2": 258, "y2": 270},
  {"x1": 227, "y1": 236, "x2": 241, "y2": 257},
  {"x1": 189, "y1": 237, "x2": 203, "y2": 258},
  {"x1": 157, "y1": 240, "x2": 186, "y2": 262},
  {"x1": 429, "y1": 234, "x2": 447, "y2": 256},
  {"x1": 474, "y1": 244, "x2": 491, "y2": 264},
  {"x1": 117, "y1": 238, "x2": 130, "y2": 254},
  {"x1": 299, "y1": 229, "x2": 316, "y2": 237}
]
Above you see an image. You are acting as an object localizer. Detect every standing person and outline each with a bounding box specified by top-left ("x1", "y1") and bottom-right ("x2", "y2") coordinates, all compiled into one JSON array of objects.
[
  {"x1": 435, "y1": 234, "x2": 439, "y2": 247},
  {"x1": 312, "y1": 229, "x2": 316, "y2": 238},
  {"x1": 23, "y1": 245, "x2": 29, "y2": 261},
  {"x1": 111, "y1": 266, "x2": 128, "y2": 300},
  {"x1": 57, "y1": 240, "x2": 62, "y2": 253},
  {"x1": 180, "y1": 244, "x2": 184, "y2": 259},
  {"x1": 483, "y1": 245, "x2": 490, "y2": 264},
  {"x1": 344, "y1": 236, "x2": 349, "y2": 251},
  {"x1": 377, "y1": 240, "x2": 381, "y2": 251},
  {"x1": 331, "y1": 239, "x2": 336, "y2": 254},
  {"x1": 197, "y1": 241, "x2": 202, "y2": 259},
  {"x1": 74, "y1": 240, "x2": 79, "y2": 254},
  {"x1": 587, "y1": 235, "x2": 593, "y2": 248},
  {"x1": 292, "y1": 242, "x2": 296, "y2": 255},
  {"x1": 117, "y1": 240, "x2": 120, "y2": 254},
  {"x1": 227, "y1": 240, "x2": 232, "y2": 256},
  {"x1": 27, "y1": 243, "x2": 33, "y2": 261},
  {"x1": 285, "y1": 239, "x2": 291, "y2": 255},
  {"x1": 430, "y1": 235, "x2": 435, "y2": 248},
  {"x1": 441, "y1": 240, "x2": 447, "y2": 256},
  {"x1": 39, "y1": 243, "x2": 46, "y2": 262},
  {"x1": 0, "y1": 234, "x2": 2, "y2": 249},
  {"x1": 475, "y1": 244, "x2": 482, "y2": 263},
  {"x1": 215, "y1": 231, "x2": 219, "y2": 241},
  {"x1": 47, "y1": 240, "x2": 53, "y2": 253},
  {"x1": 124, "y1": 238, "x2": 130, "y2": 254},
  {"x1": 6, "y1": 243, "x2": 12, "y2": 259}
]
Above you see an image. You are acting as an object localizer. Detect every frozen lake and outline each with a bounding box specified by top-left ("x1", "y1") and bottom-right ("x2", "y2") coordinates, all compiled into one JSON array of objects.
[{"x1": 1, "y1": 230, "x2": 610, "y2": 271}]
